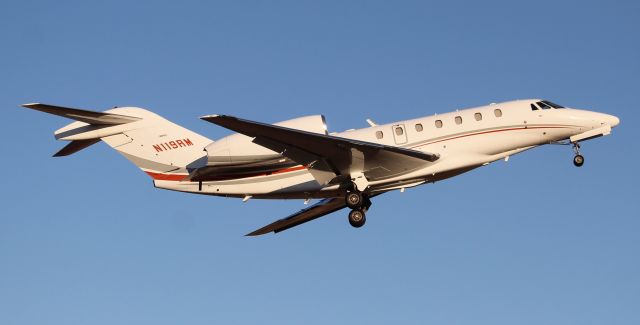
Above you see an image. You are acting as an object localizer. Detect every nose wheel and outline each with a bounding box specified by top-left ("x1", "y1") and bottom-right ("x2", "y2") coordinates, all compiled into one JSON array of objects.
[
  {"x1": 573, "y1": 154, "x2": 584, "y2": 167},
  {"x1": 572, "y1": 142, "x2": 584, "y2": 167}
]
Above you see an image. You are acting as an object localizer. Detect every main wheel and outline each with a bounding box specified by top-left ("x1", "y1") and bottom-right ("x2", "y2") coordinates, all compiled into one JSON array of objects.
[
  {"x1": 345, "y1": 192, "x2": 363, "y2": 209},
  {"x1": 348, "y1": 209, "x2": 366, "y2": 228},
  {"x1": 573, "y1": 154, "x2": 584, "y2": 167}
]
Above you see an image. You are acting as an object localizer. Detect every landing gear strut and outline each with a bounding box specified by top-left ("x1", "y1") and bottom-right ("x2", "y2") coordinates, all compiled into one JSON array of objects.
[
  {"x1": 572, "y1": 142, "x2": 584, "y2": 167},
  {"x1": 344, "y1": 189, "x2": 371, "y2": 229}
]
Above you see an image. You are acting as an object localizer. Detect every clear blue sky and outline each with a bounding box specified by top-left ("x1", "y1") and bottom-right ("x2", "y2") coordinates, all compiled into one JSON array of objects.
[{"x1": 1, "y1": 1, "x2": 639, "y2": 324}]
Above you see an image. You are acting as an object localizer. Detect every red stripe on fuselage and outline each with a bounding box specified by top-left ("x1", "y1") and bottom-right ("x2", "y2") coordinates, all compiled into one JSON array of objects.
[
  {"x1": 145, "y1": 171, "x2": 189, "y2": 181},
  {"x1": 145, "y1": 165, "x2": 308, "y2": 182}
]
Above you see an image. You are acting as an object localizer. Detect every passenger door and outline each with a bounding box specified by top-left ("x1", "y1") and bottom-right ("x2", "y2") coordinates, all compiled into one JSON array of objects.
[{"x1": 392, "y1": 124, "x2": 408, "y2": 145}]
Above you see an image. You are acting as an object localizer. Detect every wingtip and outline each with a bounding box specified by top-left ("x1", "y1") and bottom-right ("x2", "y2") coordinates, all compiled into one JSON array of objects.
[
  {"x1": 245, "y1": 229, "x2": 270, "y2": 236},
  {"x1": 200, "y1": 114, "x2": 220, "y2": 120},
  {"x1": 245, "y1": 224, "x2": 278, "y2": 236},
  {"x1": 200, "y1": 114, "x2": 237, "y2": 122},
  {"x1": 22, "y1": 103, "x2": 40, "y2": 108}
]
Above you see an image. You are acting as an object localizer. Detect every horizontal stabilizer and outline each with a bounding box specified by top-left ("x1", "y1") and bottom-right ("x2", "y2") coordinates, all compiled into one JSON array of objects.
[
  {"x1": 22, "y1": 103, "x2": 141, "y2": 125},
  {"x1": 53, "y1": 139, "x2": 101, "y2": 157}
]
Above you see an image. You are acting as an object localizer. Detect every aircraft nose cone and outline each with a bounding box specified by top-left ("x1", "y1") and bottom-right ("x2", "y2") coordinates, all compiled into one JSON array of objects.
[{"x1": 605, "y1": 114, "x2": 620, "y2": 128}]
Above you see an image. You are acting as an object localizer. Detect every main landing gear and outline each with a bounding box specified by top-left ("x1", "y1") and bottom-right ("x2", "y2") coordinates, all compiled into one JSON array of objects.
[
  {"x1": 572, "y1": 142, "x2": 584, "y2": 167},
  {"x1": 348, "y1": 209, "x2": 366, "y2": 228},
  {"x1": 345, "y1": 190, "x2": 371, "y2": 228}
]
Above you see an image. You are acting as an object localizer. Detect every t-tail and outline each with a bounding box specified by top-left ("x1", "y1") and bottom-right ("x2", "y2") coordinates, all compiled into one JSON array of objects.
[{"x1": 22, "y1": 103, "x2": 212, "y2": 181}]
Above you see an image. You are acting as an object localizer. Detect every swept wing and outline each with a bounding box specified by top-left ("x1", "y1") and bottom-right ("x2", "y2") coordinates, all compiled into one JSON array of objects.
[
  {"x1": 201, "y1": 115, "x2": 439, "y2": 185},
  {"x1": 246, "y1": 198, "x2": 347, "y2": 236}
]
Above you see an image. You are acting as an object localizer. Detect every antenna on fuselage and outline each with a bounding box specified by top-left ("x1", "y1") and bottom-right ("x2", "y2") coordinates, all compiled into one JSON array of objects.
[{"x1": 366, "y1": 118, "x2": 377, "y2": 127}]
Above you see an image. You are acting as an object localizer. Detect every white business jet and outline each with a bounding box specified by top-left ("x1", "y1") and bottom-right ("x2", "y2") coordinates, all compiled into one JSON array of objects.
[{"x1": 23, "y1": 99, "x2": 619, "y2": 235}]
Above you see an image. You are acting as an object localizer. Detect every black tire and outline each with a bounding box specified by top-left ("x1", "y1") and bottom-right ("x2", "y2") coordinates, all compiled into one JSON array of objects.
[
  {"x1": 348, "y1": 209, "x2": 366, "y2": 228},
  {"x1": 345, "y1": 192, "x2": 363, "y2": 209},
  {"x1": 573, "y1": 154, "x2": 584, "y2": 167}
]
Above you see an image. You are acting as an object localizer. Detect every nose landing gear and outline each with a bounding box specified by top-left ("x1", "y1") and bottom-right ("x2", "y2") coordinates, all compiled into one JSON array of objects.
[{"x1": 572, "y1": 142, "x2": 584, "y2": 167}]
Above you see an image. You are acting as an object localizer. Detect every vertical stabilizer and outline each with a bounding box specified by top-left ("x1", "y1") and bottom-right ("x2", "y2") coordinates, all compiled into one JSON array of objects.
[{"x1": 99, "y1": 107, "x2": 212, "y2": 180}]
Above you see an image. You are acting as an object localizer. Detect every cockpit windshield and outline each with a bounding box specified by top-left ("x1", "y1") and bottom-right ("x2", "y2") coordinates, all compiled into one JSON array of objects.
[
  {"x1": 537, "y1": 101, "x2": 551, "y2": 109},
  {"x1": 541, "y1": 100, "x2": 564, "y2": 108},
  {"x1": 531, "y1": 100, "x2": 565, "y2": 110}
]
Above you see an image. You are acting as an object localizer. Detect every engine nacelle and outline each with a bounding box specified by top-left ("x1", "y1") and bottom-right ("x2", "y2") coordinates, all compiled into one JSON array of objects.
[
  {"x1": 277, "y1": 115, "x2": 328, "y2": 135},
  {"x1": 205, "y1": 115, "x2": 327, "y2": 166}
]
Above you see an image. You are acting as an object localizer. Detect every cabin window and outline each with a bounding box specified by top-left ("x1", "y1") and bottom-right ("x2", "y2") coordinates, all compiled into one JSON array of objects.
[
  {"x1": 375, "y1": 131, "x2": 384, "y2": 139},
  {"x1": 474, "y1": 112, "x2": 482, "y2": 121},
  {"x1": 395, "y1": 127, "x2": 404, "y2": 136},
  {"x1": 415, "y1": 123, "x2": 423, "y2": 132},
  {"x1": 435, "y1": 120, "x2": 443, "y2": 128},
  {"x1": 494, "y1": 109, "x2": 503, "y2": 117},
  {"x1": 531, "y1": 103, "x2": 539, "y2": 111},
  {"x1": 455, "y1": 116, "x2": 463, "y2": 125}
]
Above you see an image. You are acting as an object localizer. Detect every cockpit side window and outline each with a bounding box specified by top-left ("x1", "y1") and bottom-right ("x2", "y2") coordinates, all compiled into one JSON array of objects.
[
  {"x1": 537, "y1": 101, "x2": 552, "y2": 109},
  {"x1": 531, "y1": 103, "x2": 539, "y2": 111},
  {"x1": 542, "y1": 100, "x2": 565, "y2": 108}
]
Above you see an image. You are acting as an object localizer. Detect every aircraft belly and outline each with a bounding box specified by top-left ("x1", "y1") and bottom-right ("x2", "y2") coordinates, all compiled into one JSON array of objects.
[
  {"x1": 416, "y1": 126, "x2": 547, "y2": 157},
  {"x1": 368, "y1": 128, "x2": 551, "y2": 186}
]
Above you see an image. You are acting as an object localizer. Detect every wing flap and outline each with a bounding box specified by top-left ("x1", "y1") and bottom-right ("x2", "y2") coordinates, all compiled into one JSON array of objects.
[{"x1": 251, "y1": 136, "x2": 339, "y2": 185}]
